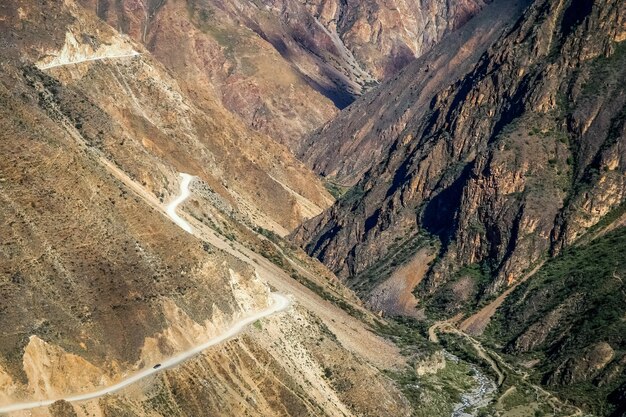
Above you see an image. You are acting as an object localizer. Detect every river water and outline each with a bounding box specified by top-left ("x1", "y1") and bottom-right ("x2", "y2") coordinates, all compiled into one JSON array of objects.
[{"x1": 445, "y1": 352, "x2": 498, "y2": 417}]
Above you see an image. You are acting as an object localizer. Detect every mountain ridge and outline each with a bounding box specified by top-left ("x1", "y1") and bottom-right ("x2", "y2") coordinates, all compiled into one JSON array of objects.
[{"x1": 294, "y1": 0, "x2": 625, "y2": 295}]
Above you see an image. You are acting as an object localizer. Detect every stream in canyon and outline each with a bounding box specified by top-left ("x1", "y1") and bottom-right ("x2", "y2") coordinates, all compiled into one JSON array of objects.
[{"x1": 446, "y1": 352, "x2": 497, "y2": 417}]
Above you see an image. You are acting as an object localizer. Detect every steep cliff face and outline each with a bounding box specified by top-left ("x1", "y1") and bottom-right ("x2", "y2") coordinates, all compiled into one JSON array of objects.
[
  {"x1": 76, "y1": 0, "x2": 484, "y2": 149},
  {"x1": 297, "y1": 0, "x2": 527, "y2": 186},
  {"x1": 294, "y1": 0, "x2": 626, "y2": 313}
]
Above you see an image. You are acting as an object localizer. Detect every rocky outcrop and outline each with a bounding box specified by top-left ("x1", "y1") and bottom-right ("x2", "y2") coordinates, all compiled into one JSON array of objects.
[
  {"x1": 251, "y1": 0, "x2": 486, "y2": 96},
  {"x1": 294, "y1": 0, "x2": 626, "y2": 310},
  {"x1": 509, "y1": 295, "x2": 584, "y2": 353},
  {"x1": 415, "y1": 350, "x2": 446, "y2": 376},
  {"x1": 548, "y1": 342, "x2": 615, "y2": 386}
]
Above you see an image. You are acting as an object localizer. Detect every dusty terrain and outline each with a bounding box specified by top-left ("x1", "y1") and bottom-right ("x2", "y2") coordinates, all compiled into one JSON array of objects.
[
  {"x1": 367, "y1": 248, "x2": 435, "y2": 317},
  {"x1": 13, "y1": 0, "x2": 334, "y2": 235},
  {"x1": 0, "y1": 1, "x2": 415, "y2": 416}
]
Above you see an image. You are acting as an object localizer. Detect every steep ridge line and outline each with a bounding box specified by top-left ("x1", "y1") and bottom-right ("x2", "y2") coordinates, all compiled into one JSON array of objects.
[
  {"x1": 165, "y1": 172, "x2": 194, "y2": 234},
  {"x1": 0, "y1": 293, "x2": 291, "y2": 413}
]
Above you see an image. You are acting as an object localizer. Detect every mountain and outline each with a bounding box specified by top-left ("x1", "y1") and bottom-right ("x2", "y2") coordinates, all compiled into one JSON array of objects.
[
  {"x1": 297, "y1": 0, "x2": 525, "y2": 186},
  {"x1": 75, "y1": 0, "x2": 485, "y2": 149},
  {"x1": 293, "y1": 0, "x2": 626, "y2": 413},
  {"x1": 3, "y1": 0, "x2": 336, "y2": 236},
  {"x1": 294, "y1": 0, "x2": 626, "y2": 300},
  {"x1": 3, "y1": 0, "x2": 626, "y2": 415},
  {"x1": 0, "y1": 1, "x2": 421, "y2": 415}
]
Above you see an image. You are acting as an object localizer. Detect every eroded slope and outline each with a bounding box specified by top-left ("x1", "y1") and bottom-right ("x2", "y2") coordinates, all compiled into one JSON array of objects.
[{"x1": 0, "y1": 1, "x2": 414, "y2": 415}]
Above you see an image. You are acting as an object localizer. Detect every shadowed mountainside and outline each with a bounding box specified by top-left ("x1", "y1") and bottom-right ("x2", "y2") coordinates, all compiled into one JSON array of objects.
[{"x1": 294, "y1": 0, "x2": 625, "y2": 309}]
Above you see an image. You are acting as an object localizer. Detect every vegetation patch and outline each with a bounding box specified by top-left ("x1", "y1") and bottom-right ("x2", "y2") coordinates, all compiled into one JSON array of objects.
[
  {"x1": 376, "y1": 318, "x2": 491, "y2": 416},
  {"x1": 487, "y1": 226, "x2": 626, "y2": 415},
  {"x1": 323, "y1": 180, "x2": 350, "y2": 199},
  {"x1": 385, "y1": 357, "x2": 477, "y2": 417},
  {"x1": 423, "y1": 262, "x2": 495, "y2": 318},
  {"x1": 374, "y1": 315, "x2": 437, "y2": 356},
  {"x1": 290, "y1": 270, "x2": 367, "y2": 321}
]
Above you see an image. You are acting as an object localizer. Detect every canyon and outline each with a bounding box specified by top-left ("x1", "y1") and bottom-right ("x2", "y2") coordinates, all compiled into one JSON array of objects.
[
  {"x1": 0, "y1": 0, "x2": 624, "y2": 416},
  {"x1": 76, "y1": 0, "x2": 486, "y2": 149}
]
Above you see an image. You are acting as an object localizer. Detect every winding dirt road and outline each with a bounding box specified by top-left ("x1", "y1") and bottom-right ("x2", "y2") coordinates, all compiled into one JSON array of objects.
[
  {"x1": 166, "y1": 173, "x2": 194, "y2": 233},
  {"x1": 0, "y1": 295, "x2": 290, "y2": 414},
  {"x1": 0, "y1": 172, "x2": 291, "y2": 414},
  {"x1": 429, "y1": 320, "x2": 505, "y2": 386}
]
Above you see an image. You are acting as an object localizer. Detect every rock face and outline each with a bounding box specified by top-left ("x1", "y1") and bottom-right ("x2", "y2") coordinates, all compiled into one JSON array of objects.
[
  {"x1": 243, "y1": 0, "x2": 486, "y2": 98},
  {"x1": 297, "y1": 0, "x2": 509, "y2": 184},
  {"x1": 549, "y1": 342, "x2": 615, "y2": 385},
  {"x1": 293, "y1": 0, "x2": 626, "y2": 312},
  {"x1": 76, "y1": 0, "x2": 484, "y2": 149}
]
